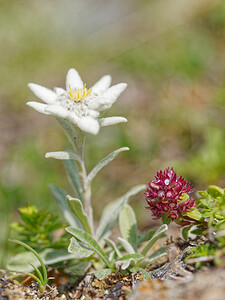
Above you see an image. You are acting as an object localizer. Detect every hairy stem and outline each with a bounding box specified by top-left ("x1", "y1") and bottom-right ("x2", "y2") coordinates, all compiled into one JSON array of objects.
[{"x1": 75, "y1": 130, "x2": 94, "y2": 235}]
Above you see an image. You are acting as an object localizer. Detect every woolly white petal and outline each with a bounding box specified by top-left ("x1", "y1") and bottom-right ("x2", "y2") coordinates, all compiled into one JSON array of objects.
[
  {"x1": 28, "y1": 83, "x2": 57, "y2": 104},
  {"x1": 87, "y1": 97, "x2": 108, "y2": 110},
  {"x1": 102, "y1": 83, "x2": 127, "y2": 101},
  {"x1": 66, "y1": 68, "x2": 83, "y2": 91},
  {"x1": 67, "y1": 111, "x2": 79, "y2": 125},
  {"x1": 45, "y1": 104, "x2": 69, "y2": 118},
  {"x1": 90, "y1": 75, "x2": 112, "y2": 94},
  {"x1": 87, "y1": 109, "x2": 100, "y2": 118},
  {"x1": 99, "y1": 117, "x2": 127, "y2": 127},
  {"x1": 54, "y1": 87, "x2": 66, "y2": 96},
  {"x1": 77, "y1": 116, "x2": 100, "y2": 135},
  {"x1": 88, "y1": 83, "x2": 127, "y2": 111},
  {"x1": 26, "y1": 101, "x2": 51, "y2": 115}
]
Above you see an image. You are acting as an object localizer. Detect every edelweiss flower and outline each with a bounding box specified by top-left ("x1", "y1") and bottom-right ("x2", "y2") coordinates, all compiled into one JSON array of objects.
[
  {"x1": 27, "y1": 68, "x2": 127, "y2": 135},
  {"x1": 145, "y1": 167, "x2": 196, "y2": 221}
]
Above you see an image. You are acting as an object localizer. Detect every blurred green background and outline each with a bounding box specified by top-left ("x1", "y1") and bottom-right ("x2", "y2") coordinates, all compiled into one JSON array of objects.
[{"x1": 1, "y1": 0, "x2": 225, "y2": 265}]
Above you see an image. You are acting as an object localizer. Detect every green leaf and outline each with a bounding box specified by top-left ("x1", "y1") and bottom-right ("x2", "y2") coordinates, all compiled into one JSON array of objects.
[
  {"x1": 8, "y1": 239, "x2": 47, "y2": 289},
  {"x1": 182, "y1": 225, "x2": 193, "y2": 240},
  {"x1": 162, "y1": 214, "x2": 172, "y2": 225},
  {"x1": 118, "y1": 237, "x2": 135, "y2": 254},
  {"x1": 66, "y1": 227, "x2": 111, "y2": 268},
  {"x1": 191, "y1": 228, "x2": 202, "y2": 235},
  {"x1": 198, "y1": 191, "x2": 208, "y2": 198},
  {"x1": 64, "y1": 160, "x2": 83, "y2": 201},
  {"x1": 207, "y1": 185, "x2": 224, "y2": 198},
  {"x1": 96, "y1": 184, "x2": 146, "y2": 242},
  {"x1": 115, "y1": 254, "x2": 144, "y2": 270},
  {"x1": 129, "y1": 267, "x2": 151, "y2": 279},
  {"x1": 24, "y1": 272, "x2": 44, "y2": 291},
  {"x1": 68, "y1": 261, "x2": 91, "y2": 276},
  {"x1": 186, "y1": 209, "x2": 203, "y2": 221},
  {"x1": 141, "y1": 224, "x2": 168, "y2": 256},
  {"x1": 67, "y1": 196, "x2": 92, "y2": 235},
  {"x1": 94, "y1": 269, "x2": 112, "y2": 280},
  {"x1": 45, "y1": 151, "x2": 82, "y2": 165},
  {"x1": 68, "y1": 237, "x2": 94, "y2": 258},
  {"x1": 119, "y1": 204, "x2": 137, "y2": 251},
  {"x1": 49, "y1": 184, "x2": 80, "y2": 227},
  {"x1": 87, "y1": 147, "x2": 129, "y2": 185},
  {"x1": 180, "y1": 193, "x2": 190, "y2": 202},
  {"x1": 57, "y1": 118, "x2": 77, "y2": 148}
]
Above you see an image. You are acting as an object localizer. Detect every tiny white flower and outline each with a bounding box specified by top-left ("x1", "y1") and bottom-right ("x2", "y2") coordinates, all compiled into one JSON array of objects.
[{"x1": 27, "y1": 68, "x2": 127, "y2": 135}]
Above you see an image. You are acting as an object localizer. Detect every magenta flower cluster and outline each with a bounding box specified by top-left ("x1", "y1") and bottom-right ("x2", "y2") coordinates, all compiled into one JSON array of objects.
[{"x1": 145, "y1": 167, "x2": 196, "y2": 221}]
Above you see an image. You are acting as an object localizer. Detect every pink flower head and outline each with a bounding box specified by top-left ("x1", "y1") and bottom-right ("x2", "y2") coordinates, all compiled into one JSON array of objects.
[{"x1": 145, "y1": 167, "x2": 196, "y2": 221}]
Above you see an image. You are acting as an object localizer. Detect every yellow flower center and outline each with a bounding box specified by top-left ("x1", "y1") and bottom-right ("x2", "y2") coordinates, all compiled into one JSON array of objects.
[{"x1": 68, "y1": 83, "x2": 92, "y2": 103}]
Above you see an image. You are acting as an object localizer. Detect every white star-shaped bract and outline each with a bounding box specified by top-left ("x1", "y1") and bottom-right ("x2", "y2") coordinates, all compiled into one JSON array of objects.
[{"x1": 27, "y1": 68, "x2": 127, "y2": 135}]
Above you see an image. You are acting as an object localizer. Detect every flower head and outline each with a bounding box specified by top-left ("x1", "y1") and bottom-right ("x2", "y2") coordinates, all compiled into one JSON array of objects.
[
  {"x1": 145, "y1": 167, "x2": 196, "y2": 221},
  {"x1": 27, "y1": 68, "x2": 127, "y2": 135}
]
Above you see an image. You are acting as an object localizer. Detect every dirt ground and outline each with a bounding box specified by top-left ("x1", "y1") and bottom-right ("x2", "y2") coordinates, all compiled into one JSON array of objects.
[{"x1": 1, "y1": 243, "x2": 224, "y2": 300}]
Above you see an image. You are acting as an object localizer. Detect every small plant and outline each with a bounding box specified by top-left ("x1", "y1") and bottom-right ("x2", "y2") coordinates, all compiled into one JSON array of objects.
[
  {"x1": 145, "y1": 168, "x2": 225, "y2": 267},
  {"x1": 10, "y1": 204, "x2": 67, "y2": 251},
  {"x1": 8, "y1": 239, "x2": 48, "y2": 293},
  {"x1": 186, "y1": 243, "x2": 218, "y2": 268},
  {"x1": 8, "y1": 67, "x2": 168, "y2": 279},
  {"x1": 66, "y1": 212, "x2": 168, "y2": 279},
  {"x1": 26, "y1": 67, "x2": 129, "y2": 237}
]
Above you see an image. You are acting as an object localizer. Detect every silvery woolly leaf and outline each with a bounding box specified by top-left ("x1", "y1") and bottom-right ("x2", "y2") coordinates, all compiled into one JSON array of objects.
[
  {"x1": 115, "y1": 254, "x2": 143, "y2": 270},
  {"x1": 7, "y1": 248, "x2": 75, "y2": 272},
  {"x1": 49, "y1": 184, "x2": 81, "y2": 227},
  {"x1": 137, "y1": 228, "x2": 156, "y2": 246},
  {"x1": 87, "y1": 147, "x2": 129, "y2": 186},
  {"x1": 147, "y1": 246, "x2": 170, "y2": 263},
  {"x1": 108, "y1": 250, "x2": 117, "y2": 263},
  {"x1": 94, "y1": 269, "x2": 112, "y2": 280},
  {"x1": 96, "y1": 184, "x2": 146, "y2": 242},
  {"x1": 141, "y1": 224, "x2": 168, "y2": 256},
  {"x1": 45, "y1": 151, "x2": 82, "y2": 165},
  {"x1": 64, "y1": 160, "x2": 83, "y2": 201},
  {"x1": 67, "y1": 196, "x2": 92, "y2": 235},
  {"x1": 57, "y1": 118, "x2": 77, "y2": 148},
  {"x1": 66, "y1": 227, "x2": 111, "y2": 268},
  {"x1": 7, "y1": 251, "x2": 39, "y2": 272},
  {"x1": 68, "y1": 237, "x2": 94, "y2": 258},
  {"x1": 41, "y1": 248, "x2": 76, "y2": 265},
  {"x1": 68, "y1": 261, "x2": 91, "y2": 276},
  {"x1": 115, "y1": 259, "x2": 132, "y2": 270},
  {"x1": 105, "y1": 238, "x2": 122, "y2": 258},
  {"x1": 140, "y1": 246, "x2": 170, "y2": 268},
  {"x1": 118, "y1": 237, "x2": 135, "y2": 254},
  {"x1": 119, "y1": 204, "x2": 137, "y2": 251}
]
